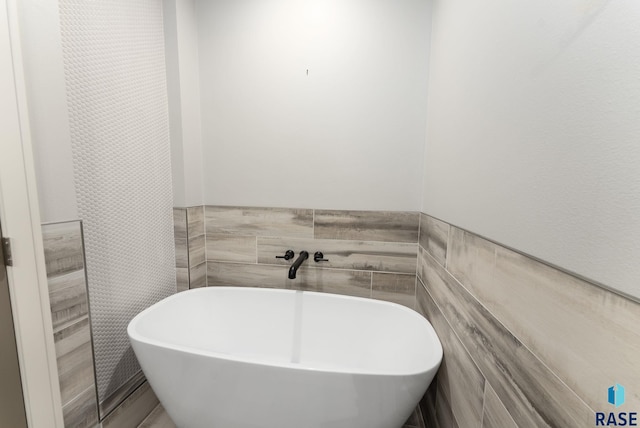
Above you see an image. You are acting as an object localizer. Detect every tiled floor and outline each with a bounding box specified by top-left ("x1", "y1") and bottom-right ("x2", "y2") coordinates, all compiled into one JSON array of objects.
[
  {"x1": 138, "y1": 405, "x2": 175, "y2": 428},
  {"x1": 138, "y1": 404, "x2": 424, "y2": 428}
]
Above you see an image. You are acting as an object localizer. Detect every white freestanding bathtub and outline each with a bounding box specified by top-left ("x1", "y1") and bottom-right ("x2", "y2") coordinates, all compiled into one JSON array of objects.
[{"x1": 128, "y1": 287, "x2": 442, "y2": 428}]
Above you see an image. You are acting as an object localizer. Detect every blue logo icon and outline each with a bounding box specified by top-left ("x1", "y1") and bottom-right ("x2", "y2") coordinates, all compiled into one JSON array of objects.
[{"x1": 608, "y1": 384, "x2": 626, "y2": 408}]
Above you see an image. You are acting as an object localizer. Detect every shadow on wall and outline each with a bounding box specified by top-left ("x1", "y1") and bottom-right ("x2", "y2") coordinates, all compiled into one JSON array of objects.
[{"x1": 105, "y1": 347, "x2": 138, "y2": 392}]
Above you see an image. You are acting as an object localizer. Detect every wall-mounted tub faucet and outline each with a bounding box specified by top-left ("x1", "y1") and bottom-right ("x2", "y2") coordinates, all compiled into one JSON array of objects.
[
  {"x1": 313, "y1": 252, "x2": 328, "y2": 262},
  {"x1": 276, "y1": 250, "x2": 295, "y2": 261},
  {"x1": 288, "y1": 251, "x2": 309, "y2": 279}
]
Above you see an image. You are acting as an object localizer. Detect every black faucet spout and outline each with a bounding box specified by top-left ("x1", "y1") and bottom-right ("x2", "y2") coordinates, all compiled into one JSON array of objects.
[{"x1": 288, "y1": 251, "x2": 309, "y2": 279}]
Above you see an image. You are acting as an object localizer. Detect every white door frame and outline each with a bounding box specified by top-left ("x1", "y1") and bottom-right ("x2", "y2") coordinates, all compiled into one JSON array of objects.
[{"x1": 0, "y1": 0, "x2": 64, "y2": 426}]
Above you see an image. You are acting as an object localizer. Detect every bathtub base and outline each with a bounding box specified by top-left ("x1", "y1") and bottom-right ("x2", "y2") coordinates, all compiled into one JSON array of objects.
[{"x1": 135, "y1": 344, "x2": 434, "y2": 428}]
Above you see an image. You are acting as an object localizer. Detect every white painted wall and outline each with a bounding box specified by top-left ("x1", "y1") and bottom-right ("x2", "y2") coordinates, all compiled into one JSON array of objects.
[
  {"x1": 17, "y1": 0, "x2": 77, "y2": 223},
  {"x1": 164, "y1": 0, "x2": 204, "y2": 207},
  {"x1": 196, "y1": 0, "x2": 431, "y2": 211},
  {"x1": 163, "y1": 0, "x2": 186, "y2": 208},
  {"x1": 422, "y1": 0, "x2": 640, "y2": 299}
]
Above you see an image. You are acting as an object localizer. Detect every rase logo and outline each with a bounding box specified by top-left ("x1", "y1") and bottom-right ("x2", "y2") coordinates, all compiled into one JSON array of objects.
[
  {"x1": 610, "y1": 384, "x2": 626, "y2": 408},
  {"x1": 596, "y1": 384, "x2": 637, "y2": 426}
]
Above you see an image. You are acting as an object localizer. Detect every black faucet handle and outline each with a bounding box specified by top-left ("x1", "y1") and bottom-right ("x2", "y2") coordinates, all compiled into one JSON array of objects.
[
  {"x1": 276, "y1": 250, "x2": 295, "y2": 261},
  {"x1": 313, "y1": 251, "x2": 328, "y2": 262}
]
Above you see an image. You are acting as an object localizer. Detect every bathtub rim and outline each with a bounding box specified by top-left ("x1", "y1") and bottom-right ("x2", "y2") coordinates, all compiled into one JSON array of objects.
[{"x1": 128, "y1": 286, "x2": 443, "y2": 377}]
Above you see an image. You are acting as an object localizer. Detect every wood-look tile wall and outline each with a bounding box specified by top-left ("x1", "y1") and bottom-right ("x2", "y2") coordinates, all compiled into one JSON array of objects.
[
  {"x1": 169, "y1": 207, "x2": 640, "y2": 428},
  {"x1": 187, "y1": 206, "x2": 206, "y2": 288},
  {"x1": 416, "y1": 212, "x2": 640, "y2": 428},
  {"x1": 204, "y1": 206, "x2": 419, "y2": 307},
  {"x1": 101, "y1": 381, "x2": 159, "y2": 428},
  {"x1": 42, "y1": 222, "x2": 99, "y2": 428},
  {"x1": 172, "y1": 209, "x2": 188, "y2": 292},
  {"x1": 168, "y1": 205, "x2": 424, "y2": 427},
  {"x1": 174, "y1": 207, "x2": 206, "y2": 290},
  {"x1": 43, "y1": 221, "x2": 163, "y2": 428}
]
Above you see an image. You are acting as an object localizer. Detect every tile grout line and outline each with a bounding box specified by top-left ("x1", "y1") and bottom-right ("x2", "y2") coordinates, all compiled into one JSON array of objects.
[
  {"x1": 415, "y1": 213, "x2": 422, "y2": 312},
  {"x1": 203, "y1": 205, "x2": 207, "y2": 287},
  {"x1": 185, "y1": 209, "x2": 191, "y2": 289},
  {"x1": 433, "y1": 383, "x2": 440, "y2": 428},
  {"x1": 444, "y1": 222, "x2": 452, "y2": 270},
  {"x1": 370, "y1": 271, "x2": 373, "y2": 298},
  {"x1": 136, "y1": 403, "x2": 162, "y2": 428},
  {"x1": 229, "y1": 233, "x2": 419, "y2": 246},
  {"x1": 211, "y1": 259, "x2": 416, "y2": 275},
  {"x1": 61, "y1": 384, "x2": 97, "y2": 409},
  {"x1": 415, "y1": 402, "x2": 426, "y2": 428},
  {"x1": 480, "y1": 381, "x2": 488, "y2": 428}
]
